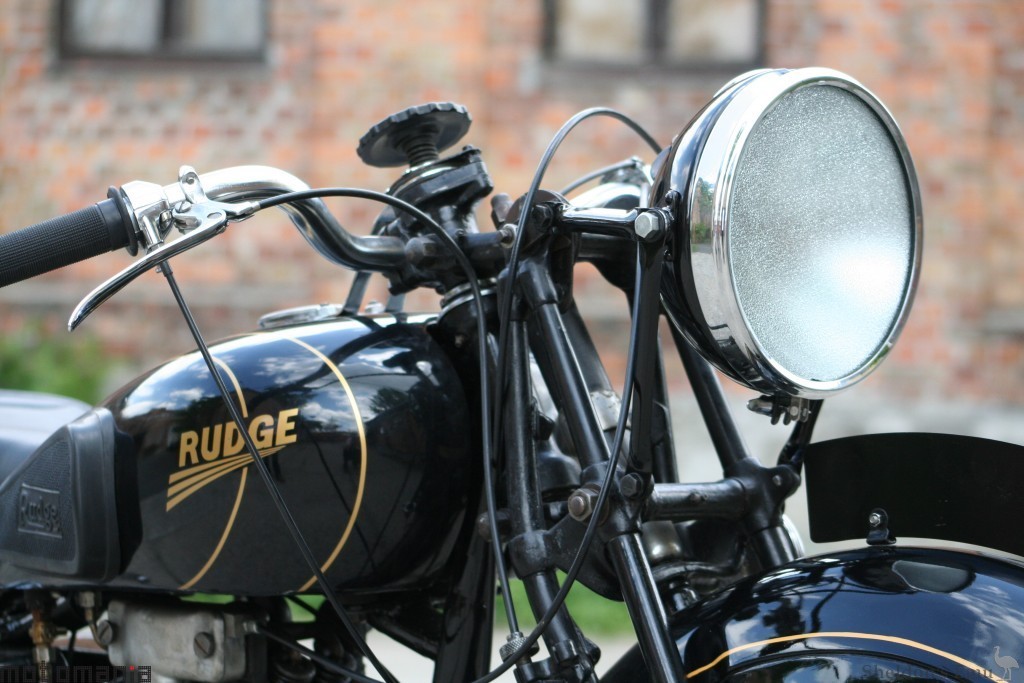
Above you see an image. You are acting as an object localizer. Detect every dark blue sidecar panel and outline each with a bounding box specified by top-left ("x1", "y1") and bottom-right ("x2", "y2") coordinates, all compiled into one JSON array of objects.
[{"x1": 604, "y1": 547, "x2": 1024, "y2": 682}]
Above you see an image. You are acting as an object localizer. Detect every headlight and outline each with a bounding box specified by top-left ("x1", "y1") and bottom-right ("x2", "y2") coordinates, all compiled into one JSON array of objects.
[{"x1": 654, "y1": 68, "x2": 922, "y2": 398}]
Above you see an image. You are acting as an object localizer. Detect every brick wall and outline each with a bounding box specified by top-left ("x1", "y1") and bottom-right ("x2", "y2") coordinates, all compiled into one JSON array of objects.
[{"x1": 1, "y1": 0, "x2": 1022, "y2": 405}]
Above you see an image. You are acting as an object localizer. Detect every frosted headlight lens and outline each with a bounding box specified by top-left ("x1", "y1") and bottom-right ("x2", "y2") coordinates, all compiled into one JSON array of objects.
[{"x1": 729, "y1": 85, "x2": 914, "y2": 383}]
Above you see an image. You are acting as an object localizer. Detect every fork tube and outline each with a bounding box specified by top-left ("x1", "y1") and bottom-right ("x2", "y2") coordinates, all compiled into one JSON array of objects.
[
  {"x1": 561, "y1": 302, "x2": 614, "y2": 396},
  {"x1": 624, "y1": 240, "x2": 666, "y2": 476},
  {"x1": 506, "y1": 317, "x2": 544, "y2": 534},
  {"x1": 607, "y1": 533, "x2": 686, "y2": 682}
]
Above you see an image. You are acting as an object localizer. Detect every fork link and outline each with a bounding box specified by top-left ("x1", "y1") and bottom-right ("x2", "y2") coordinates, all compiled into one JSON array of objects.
[
  {"x1": 517, "y1": 571, "x2": 600, "y2": 683},
  {"x1": 503, "y1": 316, "x2": 598, "y2": 683}
]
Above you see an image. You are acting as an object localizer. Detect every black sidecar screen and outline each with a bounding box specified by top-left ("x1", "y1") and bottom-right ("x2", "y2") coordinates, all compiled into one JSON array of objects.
[{"x1": 804, "y1": 432, "x2": 1024, "y2": 558}]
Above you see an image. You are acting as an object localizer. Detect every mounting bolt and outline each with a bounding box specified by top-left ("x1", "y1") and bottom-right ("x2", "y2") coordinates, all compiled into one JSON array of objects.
[
  {"x1": 193, "y1": 632, "x2": 216, "y2": 659},
  {"x1": 404, "y1": 236, "x2": 442, "y2": 267},
  {"x1": 868, "y1": 511, "x2": 883, "y2": 528},
  {"x1": 619, "y1": 473, "x2": 646, "y2": 500},
  {"x1": 772, "y1": 474, "x2": 784, "y2": 487},
  {"x1": 634, "y1": 211, "x2": 664, "y2": 241},
  {"x1": 567, "y1": 485, "x2": 600, "y2": 522},
  {"x1": 94, "y1": 619, "x2": 117, "y2": 647}
]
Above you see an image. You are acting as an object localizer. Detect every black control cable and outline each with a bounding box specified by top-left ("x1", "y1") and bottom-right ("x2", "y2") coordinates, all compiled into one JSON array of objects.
[
  {"x1": 256, "y1": 188, "x2": 519, "y2": 636},
  {"x1": 157, "y1": 187, "x2": 499, "y2": 683},
  {"x1": 490, "y1": 108, "x2": 660, "y2": 493},
  {"x1": 471, "y1": 243, "x2": 646, "y2": 683},
  {"x1": 159, "y1": 259, "x2": 400, "y2": 683},
  {"x1": 158, "y1": 109, "x2": 660, "y2": 682},
  {"x1": 471, "y1": 109, "x2": 659, "y2": 681},
  {"x1": 247, "y1": 182, "x2": 652, "y2": 683}
]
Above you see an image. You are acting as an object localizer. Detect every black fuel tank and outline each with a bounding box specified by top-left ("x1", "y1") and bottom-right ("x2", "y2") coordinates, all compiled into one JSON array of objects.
[{"x1": 104, "y1": 315, "x2": 473, "y2": 597}]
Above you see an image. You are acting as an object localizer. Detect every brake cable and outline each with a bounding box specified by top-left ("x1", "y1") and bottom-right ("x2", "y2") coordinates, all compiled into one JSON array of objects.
[
  {"x1": 258, "y1": 181, "x2": 651, "y2": 683},
  {"x1": 489, "y1": 108, "x2": 660, "y2": 514},
  {"x1": 257, "y1": 188, "x2": 519, "y2": 636},
  {"x1": 472, "y1": 110, "x2": 659, "y2": 680}
]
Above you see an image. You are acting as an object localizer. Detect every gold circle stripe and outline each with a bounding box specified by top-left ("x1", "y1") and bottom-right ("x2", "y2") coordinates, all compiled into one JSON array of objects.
[
  {"x1": 176, "y1": 340, "x2": 368, "y2": 593},
  {"x1": 686, "y1": 631, "x2": 1004, "y2": 682},
  {"x1": 178, "y1": 357, "x2": 252, "y2": 590},
  {"x1": 283, "y1": 335, "x2": 368, "y2": 593}
]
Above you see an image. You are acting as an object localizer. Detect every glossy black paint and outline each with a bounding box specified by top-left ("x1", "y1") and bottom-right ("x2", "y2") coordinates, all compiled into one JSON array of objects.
[
  {"x1": 805, "y1": 432, "x2": 1024, "y2": 558},
  {"x1": 604, "y1": 546, "x2": 1024, "y2": 681},
  {"x1": 99, "y1": 315, "x2": 473, "y2": 597}
]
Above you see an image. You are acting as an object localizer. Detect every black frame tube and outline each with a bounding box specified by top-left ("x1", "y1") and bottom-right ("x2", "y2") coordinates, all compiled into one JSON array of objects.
[
  {"x1": 523, "y1": 263, "x2": 612, "y2": 468},
  {"x1": 624, "y1": 239, "x2": 666, "y2": 476},
  {"x1": 667, "y1": 321, "x2": 756, "y2": 474},
  {"x1": 646, "y1": 480, "x2": 748, "y2": 521}
]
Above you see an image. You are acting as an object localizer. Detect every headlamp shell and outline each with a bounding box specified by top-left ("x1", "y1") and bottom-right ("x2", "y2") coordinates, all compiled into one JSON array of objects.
[{"x1": 653, "y1": 68, "x2": 922, "y2": 398}]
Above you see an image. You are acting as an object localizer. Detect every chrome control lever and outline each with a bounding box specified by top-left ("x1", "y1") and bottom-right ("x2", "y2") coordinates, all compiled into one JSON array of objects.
[{"x1": 69, "y1": 169, "x2": 258, "y2": 331}]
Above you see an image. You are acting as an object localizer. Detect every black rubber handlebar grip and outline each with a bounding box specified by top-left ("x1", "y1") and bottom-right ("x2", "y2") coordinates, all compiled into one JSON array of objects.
[{"x1": 0, "y1": 199, "x2": 132, "y2": 288}]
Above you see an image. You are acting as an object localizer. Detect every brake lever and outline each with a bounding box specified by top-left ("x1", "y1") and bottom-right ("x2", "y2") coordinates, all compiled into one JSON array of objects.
[{"x1": 69, "y1": 169, "x2": 257, "y2": 331}]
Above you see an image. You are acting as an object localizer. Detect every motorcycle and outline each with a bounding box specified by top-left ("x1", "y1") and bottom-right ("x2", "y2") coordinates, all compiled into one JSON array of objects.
[{"x1": 0, "y1": 66, "x2": 1022, "y2": 683}]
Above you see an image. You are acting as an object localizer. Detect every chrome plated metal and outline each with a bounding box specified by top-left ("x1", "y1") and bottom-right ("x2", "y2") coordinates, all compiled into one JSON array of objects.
[
  {"x1": 560, "y1": 157, "x2": 652, "y2": 198},
  {"x1": 640, "y1": 521, "x2": 685, "y2": 566},
  {"x1": 162, "y1": 165, "x2": 405, "y2": 270},
  {"x1": 712, "y1": 68, "x2": 775, "y2": 98},
  {"x1": 118, "y1": 180, "x2": 172, "y2": 251},
  {"x1": 570, "y1": 181, "x2": 645, "y2": 211},
  {"x1": 69, "y1": 165, "x2": 408, "y2": 330},
  {"x1": 439, "y1": 278, "x2": 497, "y2": 319},
  {"x1": 68, "y1": 195, "x2": 256, "y2": 330},
  {"x1": 657, "y1": 67, "x2": 923, "y2": 397},
  {"x1": 781, "y1": 514, "x2": 806, "y2": 558},
  {"x1": 257, "y1": 302, "x2": 346, "y2": 329},
  {"x1": 590, "y1": 389, "x2": 622, "y2": 432}
]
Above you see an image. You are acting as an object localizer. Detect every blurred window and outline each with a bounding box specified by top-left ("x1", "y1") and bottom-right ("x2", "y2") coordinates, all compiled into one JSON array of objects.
[
  {"x1": 58, "y1": 0, "x2": 266, "y2": 62},
  {"x1": 543, "y1": 0, "x2": 763, "y2": 71}
]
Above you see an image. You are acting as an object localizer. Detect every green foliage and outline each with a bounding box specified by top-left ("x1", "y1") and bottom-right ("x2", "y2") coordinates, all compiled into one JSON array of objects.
[
  {"x1": 498, "y1": 575, "x2": 632, "y2": 636},
  {"x1": 0, "y1": 320, "x2": 111, "y2": 403}
]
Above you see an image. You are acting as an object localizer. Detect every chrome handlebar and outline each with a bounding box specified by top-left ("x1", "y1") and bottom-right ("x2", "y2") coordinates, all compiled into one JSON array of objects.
[
  {"x1": 69, "y1": 161, "x2": 654, "y2": 331},
  {"x1": 70, "y1": 165, "x2": 408, "y2": 331},
  {"x1": 125, "y1": 165, "x2": 406, "y2": 270}
]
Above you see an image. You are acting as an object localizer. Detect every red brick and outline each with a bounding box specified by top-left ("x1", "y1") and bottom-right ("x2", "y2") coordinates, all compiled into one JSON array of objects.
[{"x1": 0, "y1": 0, "x2": 1020, "y2": 406}]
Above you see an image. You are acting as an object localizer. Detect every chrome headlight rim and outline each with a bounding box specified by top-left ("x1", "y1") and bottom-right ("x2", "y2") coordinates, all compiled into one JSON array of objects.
[{"x1": 658, "y1": 67, "x2": 923, "y2": 398}]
